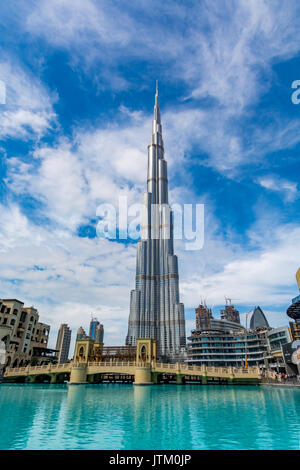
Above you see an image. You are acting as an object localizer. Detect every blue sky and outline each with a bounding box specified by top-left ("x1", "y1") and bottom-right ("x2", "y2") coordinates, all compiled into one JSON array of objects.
[{"x1": 0, "y1": 0, "x2": 300, "y2": 351}]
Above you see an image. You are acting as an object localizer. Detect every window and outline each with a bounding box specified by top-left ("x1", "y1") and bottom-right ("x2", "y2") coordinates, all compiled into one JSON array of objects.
[
  {"x1": 79, "y1": 346, "x2": 85, "y2": 359},
  {"x1": 141, "y1": 345, "x2": 147, "y2": 361},
  {"x1": 20, "y1": 312, "x2": 27, "y2": 322}
]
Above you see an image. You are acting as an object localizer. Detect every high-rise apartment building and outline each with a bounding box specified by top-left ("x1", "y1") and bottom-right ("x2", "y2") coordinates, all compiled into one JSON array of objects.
[
  {"x1": 126, "y1": 86, "x2": 186, "y2": 358},
  {"x1": 95, "y1": 323, "x2": 104, "y2": 344},
  {"x1": 55, "y1": 323, "x2": 72, "y2": 364}
]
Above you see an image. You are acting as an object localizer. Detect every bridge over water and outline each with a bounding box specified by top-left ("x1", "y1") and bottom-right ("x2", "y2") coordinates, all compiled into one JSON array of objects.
[{"x1": 3, "y1": 361, "x2": 261, "y2": 385}]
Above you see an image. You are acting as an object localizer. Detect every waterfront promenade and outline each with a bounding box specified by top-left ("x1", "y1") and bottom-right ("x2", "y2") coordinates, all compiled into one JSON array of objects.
[{"x1": 3, "y1": 361, "x2": 261, "y2": 385}]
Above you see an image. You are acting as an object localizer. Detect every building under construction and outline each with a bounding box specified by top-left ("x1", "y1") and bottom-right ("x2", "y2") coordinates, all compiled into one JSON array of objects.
[
  {"x1": 195, "y1": 303, "x2": 213, "y2": 330},
  {"x1": 220, "y1": 299, "x2": 241, "y2": 324}
]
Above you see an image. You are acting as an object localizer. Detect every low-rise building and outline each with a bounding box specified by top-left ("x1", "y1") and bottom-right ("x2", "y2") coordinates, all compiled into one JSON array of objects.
[
  {"x1": 0, "y1": 298, "x2": 55, "y2": 367},
  {"x1": 265, "y1": 326, "x2": 292, "y2": 371}
]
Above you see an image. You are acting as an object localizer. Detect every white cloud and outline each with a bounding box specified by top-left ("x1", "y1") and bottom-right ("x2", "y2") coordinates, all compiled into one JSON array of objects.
[
  {"x1": 179, "y1": 224, "x2": 300, "y2": 314},
  {"x1": 5, "y1": 109, "x2": 150, "y2": 231},
  {"x1": 26, "y1": 0, "x2": 132, "y2": 49},
  {"x1": 0, "y1": 204, "x2": 137, "y2": 348},
  {"x1": 258, "y1": 175, "x2": 298, "y2": 202},
  {"x1": 18, "y1": 0, "x2": 300, "y2": 107},
  {"x1": 3, "y1": 0, "x2": 300, "y2": 176},
  {"x1": 0, "y1": 59, "x2": 56, "y2": 139},
  {"x1": 183, "y1": 0, "x2": 300, "y2": 110}
]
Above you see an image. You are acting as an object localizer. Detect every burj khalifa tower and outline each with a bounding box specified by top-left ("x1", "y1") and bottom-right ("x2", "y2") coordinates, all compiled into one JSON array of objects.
[{"x1": 126, "y1": 84, "x2": 186, "y2": 359}]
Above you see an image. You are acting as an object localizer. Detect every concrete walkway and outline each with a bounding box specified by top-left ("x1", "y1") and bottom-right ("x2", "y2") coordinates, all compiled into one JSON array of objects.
[{"x1": 262, "y1": 382, "x2": 300, "y2": 389}]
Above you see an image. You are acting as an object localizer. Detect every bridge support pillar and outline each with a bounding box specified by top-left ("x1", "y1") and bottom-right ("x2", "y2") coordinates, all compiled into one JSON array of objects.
[
  {"x1": 202, "y1": 375, "x2": 207, "y2": 385},
  {"x1": 134, "y1": 364, "x2": 153, "y2": 385},
  {"x1": 69, "y1": 363, "x2": 88, "y2": 384},
  {"x1": 27, "y1": 375, "x2": 36, "y2": 383},
  {"x1": 50, "y1": 374, "x2": 57, "y2": 384},
  {"x1": 151, "y1": 372, "x2": 159, "y2": 384},
  {"x1": 176, "y1": 374, "x2": 185, "y2": 385}
]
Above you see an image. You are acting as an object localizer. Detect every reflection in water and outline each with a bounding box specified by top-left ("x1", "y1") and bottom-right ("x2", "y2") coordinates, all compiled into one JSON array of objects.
[
  {"x1": 129, "y1": 386, "x2": 193, "y2": 449},
  {"x1": 0, "y1": 384, "x2": 299, "y2": 450},
  {"x1": 0, "y1": 384, "x2": 67, "y2": 449},
  {"x1": 64, "y1": 385, "x2": 127, "y2": 449}
]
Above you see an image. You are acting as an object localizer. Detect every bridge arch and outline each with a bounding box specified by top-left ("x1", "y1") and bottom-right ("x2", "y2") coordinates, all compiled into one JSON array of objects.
[{"x1": 33, "y1": 374, "x2": 52, "y2": 383}]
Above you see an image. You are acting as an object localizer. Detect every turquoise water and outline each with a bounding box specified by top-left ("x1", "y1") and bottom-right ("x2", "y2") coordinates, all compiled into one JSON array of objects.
[{"x1": 0, "y1": 383, "x2": 299, "y2": 450}]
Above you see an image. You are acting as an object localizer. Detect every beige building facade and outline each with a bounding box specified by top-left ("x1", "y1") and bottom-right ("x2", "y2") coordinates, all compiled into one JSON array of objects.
[{"x1": 0, "y1": 299, "x2": 50, "y2": 368}]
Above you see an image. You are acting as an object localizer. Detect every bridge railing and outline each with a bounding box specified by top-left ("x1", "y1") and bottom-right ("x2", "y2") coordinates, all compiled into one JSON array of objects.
[
  {"x1": 4, "y1": 363, "x2": 71, "y2": 375},
  {"x1": 86, "y1": 361, "x2": 137, "y2": 368},
  {"x1": 4, "y1": 360, "x2": 261, "y2": 378}
]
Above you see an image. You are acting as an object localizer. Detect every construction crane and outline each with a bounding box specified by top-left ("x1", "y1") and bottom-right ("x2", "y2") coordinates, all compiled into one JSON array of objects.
[{"x1": 224, "y1": 296, "x2": 240, "y2": 306}]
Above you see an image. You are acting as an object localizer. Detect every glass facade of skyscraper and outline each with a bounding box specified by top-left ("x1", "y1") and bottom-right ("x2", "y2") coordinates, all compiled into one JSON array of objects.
[{"x1": 89, "y1": 318, "x2": 99, "y2": 340}]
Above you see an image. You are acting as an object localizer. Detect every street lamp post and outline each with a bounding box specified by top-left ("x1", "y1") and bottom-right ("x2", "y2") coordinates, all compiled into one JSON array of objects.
[{"x1": 245, "y1": 311, "x2": 252, "y2": 369}]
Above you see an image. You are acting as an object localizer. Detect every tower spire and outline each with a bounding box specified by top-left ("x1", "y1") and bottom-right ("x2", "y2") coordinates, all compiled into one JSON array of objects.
[{"x1": 154, "y1": 80, "x2": 161, "y2": 124}]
